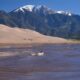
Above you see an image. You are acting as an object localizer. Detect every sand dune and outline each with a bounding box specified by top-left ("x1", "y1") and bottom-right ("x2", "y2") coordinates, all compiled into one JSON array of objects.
[{"x1": 0, "y1": 24, "x2": 68, "y2": 44}]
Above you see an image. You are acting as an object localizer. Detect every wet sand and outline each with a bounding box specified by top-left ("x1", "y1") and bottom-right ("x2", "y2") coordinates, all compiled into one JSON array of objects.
[{"x1": 0, "y1": 44, "x2": 80, "y2": 80}]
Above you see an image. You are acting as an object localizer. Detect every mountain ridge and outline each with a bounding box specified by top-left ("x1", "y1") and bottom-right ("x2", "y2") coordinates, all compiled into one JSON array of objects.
[
  {"x1": 0, "y1": 5, "x2": 80, "y2": 39},
  {"x1": 13, "y1": 5, "x2": 72, "y2": 16}
]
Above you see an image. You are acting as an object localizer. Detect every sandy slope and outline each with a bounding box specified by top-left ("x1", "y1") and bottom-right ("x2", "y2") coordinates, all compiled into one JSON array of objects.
[{"x1": 0, "y1": 24, "x2": 68, "y2": 44}]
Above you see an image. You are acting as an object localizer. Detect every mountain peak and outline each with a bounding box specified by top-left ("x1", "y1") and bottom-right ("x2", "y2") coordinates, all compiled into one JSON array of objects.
[
  {"x1": 15, "y1": 5, "x2": 35, "y2": 12},
  {"x1": 14, "y1": 5, "x2": 49, "y2": 12},
  {"x1": 13, "y1": 4, "x2": 72, "y2": 16}
]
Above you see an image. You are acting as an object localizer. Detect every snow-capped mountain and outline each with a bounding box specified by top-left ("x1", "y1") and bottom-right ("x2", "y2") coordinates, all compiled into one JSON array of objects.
[
  {"x1": 13, "y1": 5, "x2": 72, "y2": 16},
  {"x1": 0, "y1": 5, "x2": 80, "y2": 39},
  {"x1": 14, "y1": 5, "x2": 49, "y2": 12},
  {"x1": 15, "y1": 5, "x2": 35, "y2": 12},
  {"x1": 13, "y1": 5, "x2": 53, "y2": 16}
]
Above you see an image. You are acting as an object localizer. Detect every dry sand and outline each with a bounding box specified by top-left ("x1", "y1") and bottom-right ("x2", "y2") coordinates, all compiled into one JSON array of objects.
[{"x1": 0, "y1": 24, "x2": 68, "y2": 44}]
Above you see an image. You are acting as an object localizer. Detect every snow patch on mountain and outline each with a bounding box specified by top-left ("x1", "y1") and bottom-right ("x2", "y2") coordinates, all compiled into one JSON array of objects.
[
  {"x1": 14, "y1": 5, "x2": 51, "y2": 13},
  {"x1": 15, "y1": 5, "x2": 35, "y2": 12},
  {"x1": 55, "y1": 11, "x2": 72, "y2": 16}
]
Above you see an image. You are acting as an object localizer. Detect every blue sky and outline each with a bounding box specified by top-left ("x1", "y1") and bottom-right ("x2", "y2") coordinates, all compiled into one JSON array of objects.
[{"x1": 0, "y1": 0, "x2": 80, "y2": 15}]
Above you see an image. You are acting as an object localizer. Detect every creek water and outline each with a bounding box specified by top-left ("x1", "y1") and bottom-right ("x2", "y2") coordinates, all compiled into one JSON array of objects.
[{"x1": 0, "y1": 44, "x2": 80, "y2": 80}]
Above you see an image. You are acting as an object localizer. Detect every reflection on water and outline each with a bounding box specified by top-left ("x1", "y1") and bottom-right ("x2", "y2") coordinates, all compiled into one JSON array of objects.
[{"x1": 0, "y1": 44, "x2": 80, "y2": 80}]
